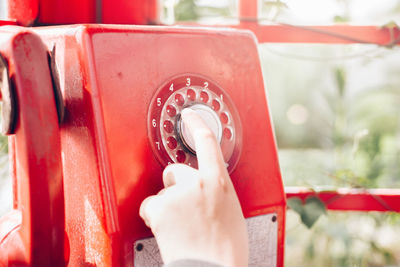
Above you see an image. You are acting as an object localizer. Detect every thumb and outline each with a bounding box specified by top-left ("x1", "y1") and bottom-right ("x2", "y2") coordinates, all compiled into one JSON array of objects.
[{"x1": 163, "y1": 163, "x2": 199, "y2": 188}]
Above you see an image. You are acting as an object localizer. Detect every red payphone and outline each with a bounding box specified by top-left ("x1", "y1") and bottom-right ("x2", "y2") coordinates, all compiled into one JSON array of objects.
[{"x1": 0, "y1": 24, "x2": 286, "y2": 266}]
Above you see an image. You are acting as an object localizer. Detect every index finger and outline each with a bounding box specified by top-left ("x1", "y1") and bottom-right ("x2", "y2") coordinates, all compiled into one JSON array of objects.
[{"x1": 181, "y1": 108, "x2": 227, "y2": 178}]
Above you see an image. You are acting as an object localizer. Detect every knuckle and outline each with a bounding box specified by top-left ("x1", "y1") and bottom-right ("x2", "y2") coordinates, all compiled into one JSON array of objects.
[
  {"x1": 148, "y1": 216, "x2": 161, "y2": 233},
  {"x1": 139, "y1": 197, "x2": 151, "y2": 218},
  {"x1": 202, "y1": 168, "x2": 225, "y2": 183},
  {"x1": 162, "y1": 163, "x2": 178, "y2": 175},
  {"x1": 140, "y1": 197, "x2": 163, "y2": 226},
  {"x1": 193, "y1": 177, "x2": 204, "y2": 189}
]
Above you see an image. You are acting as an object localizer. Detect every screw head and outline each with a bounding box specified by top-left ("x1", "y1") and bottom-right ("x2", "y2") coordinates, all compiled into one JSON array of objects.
[{"x1": 136, "y1": 243, "x2": 144, "y2": 252}]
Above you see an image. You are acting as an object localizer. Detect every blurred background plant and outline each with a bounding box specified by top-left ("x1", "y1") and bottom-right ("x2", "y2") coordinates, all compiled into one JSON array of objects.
[
  {"x1": 159, "y1": 0, "x2": 400, "y2": 265},
  {"x1": 263, "y1": 42, "x2": 400, "y2": 265},
  {"x1": 0, "y1": 117, "x2": 9, "y2": 216}
]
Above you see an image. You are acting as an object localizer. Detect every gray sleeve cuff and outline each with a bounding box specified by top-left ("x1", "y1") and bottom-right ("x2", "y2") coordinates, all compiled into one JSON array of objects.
[{"x1": 164, "y1": 259, "x2": 223, "y2": 267}]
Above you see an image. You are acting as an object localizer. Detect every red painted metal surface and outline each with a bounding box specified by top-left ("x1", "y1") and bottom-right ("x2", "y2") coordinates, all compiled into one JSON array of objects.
[
  {"x1": 38, "y1": 0, "x2": 96, "y2": 24},
  {"x1": 180, "y1": 22, "x2": 400, "y2": 46},
  {"x1": 179, "y1": 0, "x2": 400, "y2": 46},
  {"x1": 0, "y1": 28, "x2": 64, "y2": 266},
  {"x1": 239, "y1": 0, "x2": 257, "y2": 19},
  {"x1": 28, "y1": 24, "x2": 285, "y2": 266},
  {"x1": 0, "y1": 21, "x2": 18, "y2": 26},
  {"x1": 286, "y1": 187, "x2": 400, "y2": 212},
  {"x1": 2, "y1": 0, "x2": 158, "y2": 25},
  {"x1": 234, "y1": 24, "x2": 400, "y2": 45},
  {"x1": 102, "y1": 0, "x2": 158, "y2": 24},
  {"x1": 3, "y1": 0, "x2": 38, "y2": 25},
  {"x1": 2, "y1": 0, "x2": 400, "y2": 49}
]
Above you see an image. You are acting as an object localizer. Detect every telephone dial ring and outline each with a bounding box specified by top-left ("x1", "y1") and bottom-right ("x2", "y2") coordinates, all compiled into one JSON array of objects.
[{"x1": 147, "y1": 74, "x2": 242, "y2": 173}]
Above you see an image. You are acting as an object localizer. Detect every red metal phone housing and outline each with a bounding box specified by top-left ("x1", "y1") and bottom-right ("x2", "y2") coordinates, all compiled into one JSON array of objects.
[{"x1": 28, "y1": 24, "x2": 286, "y2": 266}]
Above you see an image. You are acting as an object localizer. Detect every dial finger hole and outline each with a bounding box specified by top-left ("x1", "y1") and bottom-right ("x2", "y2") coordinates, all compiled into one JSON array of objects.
[
  {"x1": 175, "y1": 94, "x2": 185, "y2": 106},
  {"x1": 163, "y1": 120, "x2": 174, "y2": 133},
  {"x1": 223, "y1": 128, "x2": 233, "y2": 140},
  {"x1": 166, "y1": 105, "x2": 177, "y2": 117},
  {"x1": 220, "y1": 112, "x2": 229, "y2": 124},
  {"x1": 176, "y1": 150, "x2": 186, "y2": 163},
  {"x1": 212, "y1": 99, "x2": 221, "y2": 111},
  {"x1": 200, "y1": 91, "x2": 209, "y2": 103},
  {"x1": 167, "y1": 136, "x2": 177, "y2": 149},
  {"x1": 187, "y1": 89, "x2": 196, "y2": 101}
]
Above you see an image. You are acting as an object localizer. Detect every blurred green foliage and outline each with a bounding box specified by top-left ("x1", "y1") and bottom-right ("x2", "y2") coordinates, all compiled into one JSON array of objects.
[
  {"x1": 261, "y1": 43, "x2": 400, "y2": 265},
  {"x1": 0, "y1": 104, "x2": 8, "y2": 152},
  {"x1": 169, "y1": 0, "x2": 400, "y2": 265},
  {"x1": 170, "y1": 0, "x2": 233, "y2": 23},
  {"x1": 0, "y1": 104, "x2": 10, "y2": 216},
  {"x1": 0, "y1": 135, "x2": 7, "y2": 152},
  {"x1": 174, "y1": 0, "x2": 198, "y2": 21},
  {"x1": 288, "y1": 197, "x2": 327, "y2": 228},
  {"x1": 286, "y1": 210, "x2": 400, "y2": 266}
]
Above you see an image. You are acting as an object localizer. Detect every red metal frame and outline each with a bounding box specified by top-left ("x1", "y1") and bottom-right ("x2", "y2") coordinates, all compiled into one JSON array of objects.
[
  {"x1": 2, "y1": 0, "x2": 400, "y2": 47},
  {"x1": 0, "y1": 29, "x2": 64, "y2": 266},
  {"x1": 4, "y1": 0, "x2": 38, "y2": 25},
  {"x1": 1, "y1": 0, "x2": 159, "y2": 25},
  {"x1": 102, "y1": 0, "x2": 158, "y2": 24},
  {"x1": 38, "y1": 0, "x2": 96, "y2": 24},
  {"x1": 236, "y1": 24, "x2": 400, "y2": 45},
  {"x1": 286, "y1": 187, "x2": 400, "y2": 212}
]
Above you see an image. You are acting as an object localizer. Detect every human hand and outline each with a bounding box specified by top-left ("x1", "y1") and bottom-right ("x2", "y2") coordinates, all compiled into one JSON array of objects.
[{"x1": 140, "y1": 108, "x2": 248, "y2": 267}]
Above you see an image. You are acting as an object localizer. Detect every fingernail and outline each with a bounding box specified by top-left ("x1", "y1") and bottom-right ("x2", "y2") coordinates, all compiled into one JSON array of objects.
[
  {"x1": 164, "y1": 170, "x2": 175, "y2": 187},
  {"x1": 165, "y1": 170, "x2": 174, "y2": 180}
]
